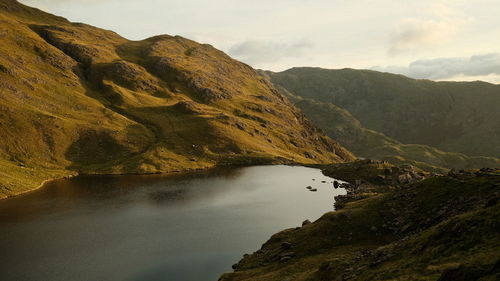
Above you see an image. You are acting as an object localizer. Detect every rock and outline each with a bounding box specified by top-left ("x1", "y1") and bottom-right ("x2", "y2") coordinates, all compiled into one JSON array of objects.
[
  {"x1": 304, "y1": 151, "x2": 315, "y2": 159},
  {"x1": 398, "y1": 173, "x2": 412, "y2": 184},
  {"x1": 281, "y1": 242, "x2": 292, "y2": 250},
  {"x1": 310, "y1": 188, "x2": 317, "y2": 192},
  {"x1": 235, "y1": 123, "x2": 245, "y2": 130},
  {"x1": 279, "y1": 256, "x2": 292, "y2": 262},
  {"x1": 321, "y1": 180, "x2": 326, "y2": 183},
  {"x1": 302, "y1": 219, "x2": 311, "y2": 226},
  {"x1": 306, "y1": 186, "x2": 312, "y2": 189},
  {"x1": 173, "y1": 101, "x2": 200, "y2": 114},
  {"x1": 333, "y1": 180, "x2": 340, "y2": 188},
  {"x1": 279, "y1": 252, "x2": 295, "y2": 259}
]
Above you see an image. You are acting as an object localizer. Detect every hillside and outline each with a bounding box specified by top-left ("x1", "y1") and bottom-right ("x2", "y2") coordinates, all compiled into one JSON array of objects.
[
  {"x1": 0, "y1": 0, "x2": 353, "y2": 198},
  {"x1": 220, "y1": 161, "x2": 500, "y2": 281},
  {"x1": 284, "y1": 94, "x2": 500, "y2": 173},
  {"x1": 266, "y1": 68, "x2": 500, "y2": 159}
]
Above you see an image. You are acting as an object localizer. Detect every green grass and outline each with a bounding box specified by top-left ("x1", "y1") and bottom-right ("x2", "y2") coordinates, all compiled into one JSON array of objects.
[
  {"x1": 265, "y1": 67, "x2": 500, "y2": 159},
  {"x1": 0, "y1": 0, "x2": 354, "y2": 198},
  {"x1": 279, "y1": 95, "x2": 500, "y2": 173},
  {"x1": 220, "y1": 166, "x2": 500, "y2": 281}
]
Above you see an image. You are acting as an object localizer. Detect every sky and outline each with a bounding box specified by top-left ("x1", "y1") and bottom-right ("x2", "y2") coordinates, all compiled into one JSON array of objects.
[{"x1": 19, "y1": 0, "x2": 500, "y2": 83}]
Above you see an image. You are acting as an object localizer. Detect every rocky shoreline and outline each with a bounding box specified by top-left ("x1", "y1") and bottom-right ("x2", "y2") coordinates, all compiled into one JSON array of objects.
[{"x1": 219, "y1": 160, "x2": 500, "y2": 281}]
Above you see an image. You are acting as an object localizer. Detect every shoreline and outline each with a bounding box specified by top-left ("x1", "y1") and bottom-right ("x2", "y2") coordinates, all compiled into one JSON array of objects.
[{"x1": 0, "y1": 160, "x2": 328, "y2": 201}]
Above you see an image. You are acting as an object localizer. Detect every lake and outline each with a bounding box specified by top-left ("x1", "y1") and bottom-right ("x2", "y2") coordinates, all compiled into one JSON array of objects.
[{"x1": 0, "y1": 165, "x2": 346, "y2": 281}]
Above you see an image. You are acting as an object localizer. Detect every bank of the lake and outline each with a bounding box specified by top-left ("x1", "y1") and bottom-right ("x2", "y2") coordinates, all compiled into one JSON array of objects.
[{"x1": 220, "y1": 161, "x2": 500, "y2": 281}]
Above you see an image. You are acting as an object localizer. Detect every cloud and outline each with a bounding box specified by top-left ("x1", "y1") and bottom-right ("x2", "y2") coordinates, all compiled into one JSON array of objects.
[
  {"x1": 388, "y1": 1, "x2": 466, "y2": 55},
  {"x1": 372, "y1": 53, "x2": 500, "y2": 81},
  {"x1": 389, "y1": 18, "x2": 455, "y2": 55},
  {"x1": 228, "y1": 40, "x2": 312, "y2": 65}
]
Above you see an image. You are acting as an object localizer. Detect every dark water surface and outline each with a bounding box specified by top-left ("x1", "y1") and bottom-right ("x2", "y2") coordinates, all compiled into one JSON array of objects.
[{"x1": 0, "y1": 165, "x2": 346, "y2": 281}]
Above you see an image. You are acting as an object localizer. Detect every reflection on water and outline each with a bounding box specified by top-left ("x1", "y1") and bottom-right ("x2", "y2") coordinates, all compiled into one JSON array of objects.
[{"x1": 0, "y1": 165, "x2": 346, "y2": 281}]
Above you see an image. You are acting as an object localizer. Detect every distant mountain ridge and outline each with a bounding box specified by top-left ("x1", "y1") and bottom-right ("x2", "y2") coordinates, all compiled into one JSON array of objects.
[
  {"x1": 264, "y1": 67, "x2": 500, "y2": 171},
  {"x1": 0, "y1": 0, "x2": 353, "y2": 198}
]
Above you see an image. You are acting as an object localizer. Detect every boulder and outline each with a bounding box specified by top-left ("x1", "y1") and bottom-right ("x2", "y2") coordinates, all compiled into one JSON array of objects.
[{"x1": 333, "y1": 180, "x2": 340, "y2": 188}]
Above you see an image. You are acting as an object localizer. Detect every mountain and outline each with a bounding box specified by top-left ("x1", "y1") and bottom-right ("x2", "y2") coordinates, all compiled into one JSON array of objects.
[
  {"x1": 220, "y1": 162, "x2": 500, "y2": 281},
  {"x1": 287, "y1": 94, "x2": 500, "y2": 172},
  {"x1": 0, "y1": 0, "x2": 353, "y2": 198},
  {"x1": 264, "y1": 68, "x2": 500, "y2": 171}
]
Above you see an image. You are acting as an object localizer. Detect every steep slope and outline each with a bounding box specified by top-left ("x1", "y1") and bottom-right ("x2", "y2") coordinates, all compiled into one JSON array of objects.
[
  {"x1": 285, "y1": 94, "x2": 500, "y2": 172},
  {"x1": 266, "y1": 67, "x2": 500, "y2": 158},
  {"x1": 0, "y1": 0, "x2": 353, "y2": 198},
  {"x1": 220, "y1": 162, "x2": 500, "y2": 281}
]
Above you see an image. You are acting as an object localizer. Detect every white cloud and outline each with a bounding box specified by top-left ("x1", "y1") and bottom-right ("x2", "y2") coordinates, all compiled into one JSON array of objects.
[
  {"x1": 228, "y1": 40, "x2": 313, "y2": 65},
  {"x1": 389, "y1": 18, "x2": 456, "y2": 55},
  {"x1": 388, "y1": 1, "x2": 467, "y2": 55},
  {"x1": 372, "y1": 53, "x2": 500, "y2": 82}
]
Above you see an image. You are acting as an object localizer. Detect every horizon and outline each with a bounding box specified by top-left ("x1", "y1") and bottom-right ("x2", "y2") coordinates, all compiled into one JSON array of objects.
[{"x1": 18, "y1": 0, "x2": 500, "y2": 84}]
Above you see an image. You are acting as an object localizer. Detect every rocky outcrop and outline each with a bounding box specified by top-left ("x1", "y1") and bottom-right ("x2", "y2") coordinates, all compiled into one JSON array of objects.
[{"x1": 220, "y1": 165, "x2": 500, "y2": 281}]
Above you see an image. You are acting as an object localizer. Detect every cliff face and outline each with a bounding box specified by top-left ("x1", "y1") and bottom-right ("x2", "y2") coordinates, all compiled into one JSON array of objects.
[{"x1": 0, "y1": 0, "x2": 354, "y2": 198}]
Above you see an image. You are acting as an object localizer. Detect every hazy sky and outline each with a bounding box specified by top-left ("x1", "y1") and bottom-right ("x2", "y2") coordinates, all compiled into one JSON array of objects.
[{"x1": 20, "y1": 0, "x2": 500, "y2": 83}]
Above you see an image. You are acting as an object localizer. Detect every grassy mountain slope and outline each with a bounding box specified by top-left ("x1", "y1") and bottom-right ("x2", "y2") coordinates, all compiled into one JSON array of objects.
[
  {"x1": 266, "y1": 67, "x2": 500, "y2": 159},
  {"x1": 286, "y1": 95, "x2": 500, "y2": 173},
  {"x1": 0, "y1": 0, "x2": 353, "y2": 198},
  {"x1": 220, "y1": 161, "x2": 500, "y2": 281}
]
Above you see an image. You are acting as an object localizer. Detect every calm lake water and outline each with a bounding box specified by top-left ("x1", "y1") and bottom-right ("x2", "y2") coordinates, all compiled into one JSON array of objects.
[{"x1": 0, "y1": 165, "x2": 346, "y2": 281}]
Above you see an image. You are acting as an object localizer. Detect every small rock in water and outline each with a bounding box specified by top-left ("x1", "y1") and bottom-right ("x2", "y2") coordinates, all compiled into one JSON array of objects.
[
  {"x1": 321, "y1": 180, "x2": 326, "y2": 183},
  {"x1": 302, "y1": 219, "x2": 311, "y2": 226},
  {"x1": 333, "y1": 180, "x2": 340, "y2": 188},
  {"x1": 306, "y1": 186, "x2": 312, "y2": 189},
  {"x1": 312, "y1": 179, "x2": 316, "y2": 181},
  {"x1": 310, "y1": 188, "x2": 317, "y2": 192}
]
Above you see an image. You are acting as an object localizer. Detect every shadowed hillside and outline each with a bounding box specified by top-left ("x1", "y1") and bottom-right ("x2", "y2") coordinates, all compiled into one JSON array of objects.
[
  {"x1": 286, "y1": 94, "x2": 500, "y2": 173},
  {"x1": 263, "y1": 68, "x2": 500, "y2": 172},
  {"x1": 266, "y1": 67, "x2": 500, "y2": 159},
  {"x1": 0, "y1": 0, "x2": 353, "y2": 198}
]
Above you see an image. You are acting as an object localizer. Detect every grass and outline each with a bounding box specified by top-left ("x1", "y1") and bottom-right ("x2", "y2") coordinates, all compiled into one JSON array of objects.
[
  {"x1": 0, "y1": 0, "x2": 354, "y2": 198},
  {"x1": 281, "y1": 95, "x2": 500, "y2": 173},
  {"x1": 220, "y1": 165, "x2": 500, "y2": 281},
  {"x1": 265, "y1": 67, "x2": 500, "y2": 160}
]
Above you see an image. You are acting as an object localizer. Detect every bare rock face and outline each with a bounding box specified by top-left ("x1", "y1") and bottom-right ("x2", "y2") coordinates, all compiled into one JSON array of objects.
[
  {"x1": 31, "y1": 25, "x2": 111, "y2": 66},
  {"x1": 100, "y1": 60, "x2": 163, "y2": 93}
]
